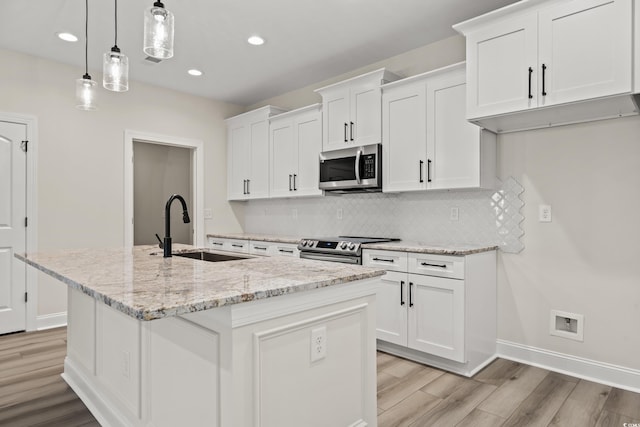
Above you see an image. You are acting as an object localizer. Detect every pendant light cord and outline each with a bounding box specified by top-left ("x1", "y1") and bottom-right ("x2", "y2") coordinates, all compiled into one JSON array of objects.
[
  {"x1": 114, "y1": 0, "x2": 118, "y2": 47},
  {"x1": 84, "y1": 0, "x2": 89, "y2": 77}
]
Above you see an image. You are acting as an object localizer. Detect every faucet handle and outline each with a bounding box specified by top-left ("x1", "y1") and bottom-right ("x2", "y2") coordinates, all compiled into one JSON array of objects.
[{"x1": 155, "y1": 233, "x2": 164, "y2": 249}]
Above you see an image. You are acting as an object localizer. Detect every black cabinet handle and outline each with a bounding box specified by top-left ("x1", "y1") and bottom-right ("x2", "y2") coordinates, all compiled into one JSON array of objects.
[
  {"x1": 409, "y1": 282, "x2": 414, "y2": 307},
  {"x1": 372, "y1": 257, "x2": 394, "y2": 263},
  {"x1": 254, "y1": 246, "x2": 267, "y2": 250},
  {"x1": 247, "y1": 179, "x2": 250, "y2": 194},
  {"x1": 542, "y1": 64, "x2": 547, "y2": 96},
  {"x1": 293, "y1": 174, "x2": 297, "y2": 191},
  {"x1": 243, "y1": 179, "x2": 247, "y2": 194},
  {"x1": 419, "y1": 160, "x2": 424, "y2": 183},
  {"x1": 421, "y1": 262, "x2": 447, "y2": 269},
  {"x1": 427, "y1": 159, "x2": 432, "y2": 183},
  {"x1": 232, "y1": 244, "x2": 244, "y2": 248},
  {"x1": 288, "y1": 174, "x2": 292, "y2": 191},
  {"x1": 400, "y1": 281, "x2": 405, "y2": 306},
  {"x1": 279, "y1": 248, "x2": 294, "y2": 254},
  {"x1": 350, "y1": 121, "x2": 354, "y2": 141},
  {"x1": 528, "y1": 67, "x2": 533, "y2": 99},
  {"x1": 344, "y1": 123, "x2": 348, "y2": 142}
]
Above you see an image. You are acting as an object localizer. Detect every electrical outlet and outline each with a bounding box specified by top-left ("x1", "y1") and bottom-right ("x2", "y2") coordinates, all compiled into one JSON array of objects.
[
  {"x1": 539, "y1": 205, "x2": 552, "y2": 222},
  {"x1": 336, "y1": 208, "x2": 343, "y2": 220},
  {"x1": 203, "y1": 208, "x2": 213, "y2": 219},
  {"x1": 310, "y1": 326, "x2": 327, "y2": 362},
  {"x1": 450, "y1": 207, "x2": 459, "y2": 221},
  {"x1": 550, "y1": 310, "x2": 584, "y2": 342},
  {"x1": 291, "y1": 208, "x2": 298, "y2": 220}
]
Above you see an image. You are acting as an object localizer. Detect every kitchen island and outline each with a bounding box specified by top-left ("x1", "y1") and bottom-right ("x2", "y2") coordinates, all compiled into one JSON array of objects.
[{"x1": 17, "y1": 245, "x2": 385, "y2": 427}]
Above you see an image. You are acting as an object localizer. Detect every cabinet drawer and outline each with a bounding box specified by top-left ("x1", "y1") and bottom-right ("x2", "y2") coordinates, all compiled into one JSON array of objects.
[
  {"x1": 208, "y1": 237, "x2": 250, "y2": 254},
  {"x1": 249, "y1": 242, "x2": 270, "y2": 256},
  {"x1": 408, "y1": 253, "x2": 464, "y2": 279},
  {"x1": 267, "y1": 243, "x2": 299, "y2": 258},
  {"x1": 362, "y1": 250, "x2": 407, "y2": 272}
]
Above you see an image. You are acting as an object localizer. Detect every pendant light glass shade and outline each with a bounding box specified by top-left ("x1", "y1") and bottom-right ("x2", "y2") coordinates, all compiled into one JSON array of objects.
[
  {"x1": 76, "y1": 74, "x2": 97, "y2": 111},
  {"x1": 103, "y1": 48, "x2": 129, "y2": 91},
  {"x1": 103, "y1": 0, "x2": 129, "y2": 92},
  {"x1": 143, "y1": 1, "x2": 174, "y2": 59}
]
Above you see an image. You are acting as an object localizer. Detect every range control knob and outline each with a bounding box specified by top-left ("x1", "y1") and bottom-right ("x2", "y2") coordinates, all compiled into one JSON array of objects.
[
  {"x1": 300, "y1": 240, "x2": 308, "y2": 247},
  {"x1": 340, "y1": 242, "x2": 348, "y2": 250},
  {"x1": 348, "y1": 243, "x2": 356, "y2": 251}
]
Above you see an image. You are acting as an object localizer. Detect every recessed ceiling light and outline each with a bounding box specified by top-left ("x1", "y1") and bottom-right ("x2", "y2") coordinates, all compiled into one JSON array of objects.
[
  {"x1": 247, "y1": 35, "x2": 265, "y2": 46},
  {"x1": 188, "y1": 69, "x2": 203, "y2": 76},
  {"x1": 57, "y1": 32, "x2": 78, "y2": 42}
]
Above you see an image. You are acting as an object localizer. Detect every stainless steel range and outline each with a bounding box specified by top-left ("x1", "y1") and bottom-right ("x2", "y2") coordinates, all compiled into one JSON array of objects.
[{"x1": 298, "y1": 236, "x2": 399, "y2": 264}]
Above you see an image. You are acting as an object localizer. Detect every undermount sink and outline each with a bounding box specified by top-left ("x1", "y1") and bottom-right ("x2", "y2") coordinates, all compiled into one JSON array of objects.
[{"x1": 174, "y1": 251, "x2": 251, "y2": 262}]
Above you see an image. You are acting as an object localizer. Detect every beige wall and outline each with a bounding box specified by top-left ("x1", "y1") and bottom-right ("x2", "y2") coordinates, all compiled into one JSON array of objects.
[
  {"x1": 0, "y1": 48, "x2": 244, "y2": 317},
  {"x1": 253, "y1": 35, "x2": 640, "y2": 370}
]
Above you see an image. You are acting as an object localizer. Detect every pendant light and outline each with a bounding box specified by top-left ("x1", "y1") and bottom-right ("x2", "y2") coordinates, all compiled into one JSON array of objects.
[
  {"x1": 76, "y1": 0, "x2": 97, "y2": 111},
  {"x1": 103, "y1": 0, "x2": 129, "y2": 92},
  {"x1": 143, "y1": 1, "x2": 174, "y2": 59}
]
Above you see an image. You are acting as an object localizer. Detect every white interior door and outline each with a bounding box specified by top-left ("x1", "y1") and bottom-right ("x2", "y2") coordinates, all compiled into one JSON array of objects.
[{"x1": 0, "y1": 121, "x2": 27, "y2": 334}]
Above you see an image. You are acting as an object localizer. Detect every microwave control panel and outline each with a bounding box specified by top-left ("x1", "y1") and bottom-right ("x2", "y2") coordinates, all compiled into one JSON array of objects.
[{"x1": 362, "y1": 154, "x2": 376, "y2": 179}]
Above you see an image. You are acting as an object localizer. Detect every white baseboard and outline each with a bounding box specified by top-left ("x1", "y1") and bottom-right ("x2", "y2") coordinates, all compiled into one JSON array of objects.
[
  {"x1": 497, "y1": 339, "x2": 640, "y2": 393},
  {"x1": 36, "y1": 312, "x2": 67, "y2": 330}
]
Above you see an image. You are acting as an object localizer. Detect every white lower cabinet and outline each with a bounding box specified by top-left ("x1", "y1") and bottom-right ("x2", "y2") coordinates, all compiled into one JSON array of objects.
[{"x1": 363, "y1": 248, "x2": 496, "y2": 376}]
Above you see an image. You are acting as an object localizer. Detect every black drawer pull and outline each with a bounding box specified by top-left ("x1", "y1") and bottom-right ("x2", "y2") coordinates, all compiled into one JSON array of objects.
[
  {"x1": 232, "y1": 244, "x2": 244, "y2": 248},
  {"x1": 427, "y1": 159, "x2": 432, "y2": 183},
  {"x1": 211, "y1": 242, "x2": 223, "y2": 246},
  {"x1": 421, "y1": 262, "x2": 446, "y2": 269},
  {"x1": 372, "y1": 257, "x2": 394, "y2": 263},
  {"x1": 293, "y1": 174, "x2": 297, "y2": 191},
  {"x1": 419, "y1": 160, "x2": 424, "y2": 183},
  {"x1": 279, "y1": 249, "x2": 294, "y2": 253},
  {"x1": 542, "y1": 63, "x2": 547, "y2": 96},
  {"x1": 409, "y1": 282, "x2": 414, "y2": 307},
  {"x1": 254, "y1": 246, "x2": 267, "y2": 250},
  {"x1": 400, "y1": 281, "x2": 405, "y2": 306},
  {"x1": 528, "y1": 67, "x2": 533, "y2": 99},
  {"x1": 344, "y1": 123, "x2": 348, "y2": 142},
  {"x1": 289, "y1": 174, "x2": 292, "y2": 191},
  {"x1": 350, "y1": 121, "x2": 354, "y2": 141}
]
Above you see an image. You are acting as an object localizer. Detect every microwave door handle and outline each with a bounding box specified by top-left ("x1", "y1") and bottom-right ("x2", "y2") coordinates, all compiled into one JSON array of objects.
[{"x1": 355, "y1": 149, "x2": 362, "y2": 184}]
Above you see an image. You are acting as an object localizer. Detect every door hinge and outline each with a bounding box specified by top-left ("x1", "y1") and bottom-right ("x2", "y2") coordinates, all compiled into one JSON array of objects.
[
  {"x1": 25, "y1": 292, "x2": 28, "y2": 303},
  {"x1": 20, "y1": 140, "x2": 28, "y2": 152},
  {"x1": 25, "y1": 217, "x2": 28, "y2": 227}
]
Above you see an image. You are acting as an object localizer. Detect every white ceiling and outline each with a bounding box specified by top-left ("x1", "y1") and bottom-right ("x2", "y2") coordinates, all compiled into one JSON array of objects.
[{"x1": 0, "y1": 0, "x2": 518, "y2": 106}]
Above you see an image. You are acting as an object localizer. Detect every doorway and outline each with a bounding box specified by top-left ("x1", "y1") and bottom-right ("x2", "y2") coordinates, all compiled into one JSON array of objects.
[
  {"x1": 133, "y1": 142, "x2": 193, "y2": 245},
  {"x1": 123, "y1": 130, "x2": 204, "y2": 248}
]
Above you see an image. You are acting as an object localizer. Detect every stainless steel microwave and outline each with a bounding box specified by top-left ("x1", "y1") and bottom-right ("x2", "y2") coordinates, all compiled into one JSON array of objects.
[{"x1": 319, "y1": 144, "x2": 382, "y2": 193}]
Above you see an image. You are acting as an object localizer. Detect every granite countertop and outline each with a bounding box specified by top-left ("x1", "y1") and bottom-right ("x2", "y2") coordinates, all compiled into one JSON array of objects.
[
  {"x1": 16, "y1": 245, "x2": 385, "y2": 321},
  {"x1": 207, "y1": 233, "x2": 497, "y2": 255},
  {"x1": 362, "y1": 241, "x2": 498, "y2": 256},
  {"x1": 207, "y1": 233, "x2": 300, "y2": 244}
]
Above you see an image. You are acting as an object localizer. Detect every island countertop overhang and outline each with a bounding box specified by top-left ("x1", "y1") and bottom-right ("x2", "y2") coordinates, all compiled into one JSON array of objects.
[{"x1": 16, "y1": 245, "x2": 386, "y2": 321}]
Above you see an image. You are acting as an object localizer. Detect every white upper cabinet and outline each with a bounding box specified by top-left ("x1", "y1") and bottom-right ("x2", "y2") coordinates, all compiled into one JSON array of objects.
[
  {"x1": 455, "y1": 0, "x2": 635, "y2": 133},
  {"x1": 382, "y1": 63, "x2": 496, "y2": 193},
  {"x1": 315, "y1": 68, "x2": 400, "y2": 151},
  {"x1": 269, "y1": 105, "x2": 323, "y2": 198},
  {"x1": 226, "y1": 106, "x2": 287, "y2": 201}
]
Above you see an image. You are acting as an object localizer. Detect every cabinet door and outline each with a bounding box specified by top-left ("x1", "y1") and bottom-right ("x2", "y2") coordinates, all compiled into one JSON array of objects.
[
  {"x1": 376, "y1": 271, "x2": 408, "y2": 346},
  {"x1": 351, "y1": 83, "x2": 382, "y2": 146},
  {"x1": 466, "y1": 12, "x2": 538, "y2": 118},
  {"x1": 227, "y1": 124, "x2": 249, "y2": 200},
  {"x1": 427, "y1": 72, "x2": 483, "y2": 190},
  {"x1": 322, "y1": 88, "x2": 350, "y2": 151},
  {"x1": 270, "y1": 119, "x2": 296, "y2": 198},
  {"x1": 407, "y1": 273, "x2": 465, "y2": 362},
  {"x1": 382, "y1": 83, "x2": 427, "y2": 192},
  {"x1": 248, "y1": 119, "x2": 270, "y2": 199},
  {"x1": 294, "y1": 111, "x2": 322, "y2": 197},
  {"x1": 538, "y1": 0, "x2": 632, "y2": 106}
]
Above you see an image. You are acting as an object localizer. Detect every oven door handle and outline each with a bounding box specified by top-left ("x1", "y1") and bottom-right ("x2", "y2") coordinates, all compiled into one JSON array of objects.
[
  {"x1": 355, "y1": 148, "x2": 362, "y2": 184},
  {"x1": 300, "y1": 252, "x2": 360, "y2": 264}
]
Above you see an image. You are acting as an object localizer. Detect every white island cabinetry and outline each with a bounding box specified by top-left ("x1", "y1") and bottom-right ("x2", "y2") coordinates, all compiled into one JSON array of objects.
[{"x1": 363, "y1": 247, "x2": 496, "y2": 376}]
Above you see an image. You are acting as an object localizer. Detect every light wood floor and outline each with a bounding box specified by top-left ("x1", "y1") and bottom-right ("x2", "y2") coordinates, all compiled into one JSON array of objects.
[{"x1": 2, "y1": 328, "x2": 639, "y2": 426}]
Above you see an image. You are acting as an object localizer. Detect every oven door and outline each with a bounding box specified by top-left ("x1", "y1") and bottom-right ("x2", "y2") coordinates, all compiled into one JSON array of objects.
[
  {"x1": 299, "y1": 251, "x2": 361, "y2": 264},
  {"x1": 319, "y1": 144, "x2": 381, "y2": 191}
]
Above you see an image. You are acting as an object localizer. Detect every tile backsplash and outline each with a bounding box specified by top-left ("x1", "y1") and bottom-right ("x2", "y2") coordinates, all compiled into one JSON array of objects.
[{"x1": 243, "y1": 177, "x2": 526, "y2": 253}]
